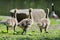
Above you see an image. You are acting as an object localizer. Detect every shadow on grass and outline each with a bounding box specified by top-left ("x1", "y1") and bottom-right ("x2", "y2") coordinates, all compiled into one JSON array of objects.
[
  {"x1": 1, "y1": 31, "x2": 7, "y2": 34},
  {"x1": 13, "y1": 31, "x2": 21, "y2": 35}
]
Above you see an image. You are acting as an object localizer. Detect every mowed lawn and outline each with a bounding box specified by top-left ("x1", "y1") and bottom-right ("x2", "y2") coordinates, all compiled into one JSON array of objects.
[{"x1": 0, "y1": 16, "x2": 60, "y2": 40}]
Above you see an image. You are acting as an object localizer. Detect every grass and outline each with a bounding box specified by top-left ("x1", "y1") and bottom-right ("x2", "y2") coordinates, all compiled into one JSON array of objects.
[
  {"x1": 0, "y1": 17, "x2": 4, "y2": 21},
  {"x1": 50, "y1": 18, "x2": 60, "y2": 25},
  {"x1": 0, "y1": 30, "x2": 60, "y2": 40},
  {"x1": 0, "y1": 17, "x2": 60, "y2": 40}
]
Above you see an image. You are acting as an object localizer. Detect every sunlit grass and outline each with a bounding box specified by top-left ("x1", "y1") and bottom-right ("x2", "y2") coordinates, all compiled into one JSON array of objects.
[
  {"x1": 0, "y1": 23, "x2": 60, "y2": 40},
  {"x1": 0, "y1": 30, "x2": 60, "y2": 40},
  {"x1": 0, "y1": 17, "x2": 60, "y2": 40},
  {"x1": 0, "y1": 17, "x2": 4, "y2": 21},
  {"x1": 50, "y1": 18, "x2": 60, "y2": 25}
]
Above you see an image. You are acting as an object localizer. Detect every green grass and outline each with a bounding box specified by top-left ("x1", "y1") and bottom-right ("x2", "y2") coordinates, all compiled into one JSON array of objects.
[
  {"x1": 50, "y1": 18, "x2": 60, "y2": 25},
  {"x1": 0, "y1": 17, "x2": 4, "y2": 21},
  {"x1": 0, "y1": 29, "x2": 60, "y2": 40},
  {"x1": 0, "y1": 17, "x2": 60, "y2": 40}
]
